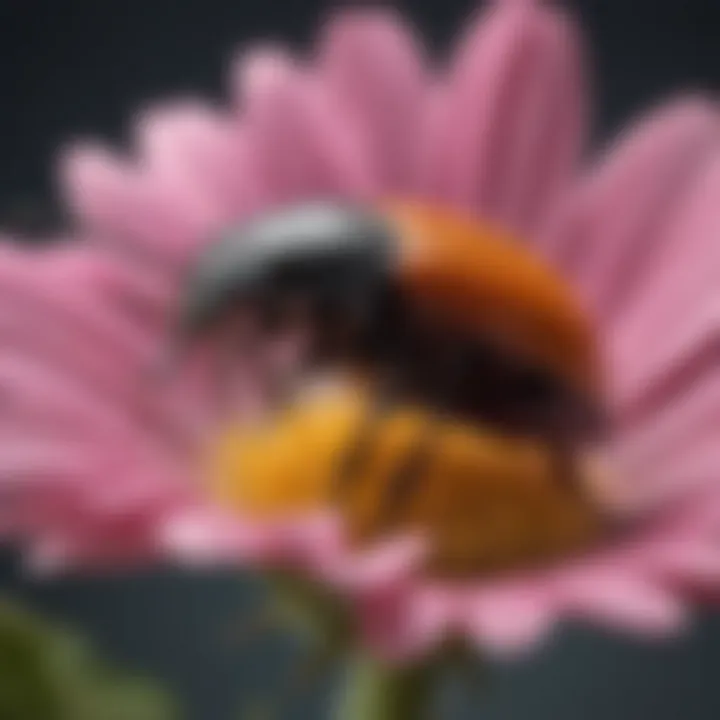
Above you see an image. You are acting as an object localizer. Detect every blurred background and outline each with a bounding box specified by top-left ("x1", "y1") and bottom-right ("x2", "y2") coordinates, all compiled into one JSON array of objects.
[{"x1": 1, "y1": 0, "x2": 720, "y2": 717}]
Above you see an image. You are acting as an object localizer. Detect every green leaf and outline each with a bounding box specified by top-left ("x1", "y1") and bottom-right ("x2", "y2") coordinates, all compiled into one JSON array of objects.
[{"x1": 0, "y1": 596, "x2": 179, "y2": 720}]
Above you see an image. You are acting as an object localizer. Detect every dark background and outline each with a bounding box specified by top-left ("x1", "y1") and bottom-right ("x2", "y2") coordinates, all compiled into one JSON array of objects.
[{"x1": 2, "y1": 0, "x2": 720, "y2": 718}]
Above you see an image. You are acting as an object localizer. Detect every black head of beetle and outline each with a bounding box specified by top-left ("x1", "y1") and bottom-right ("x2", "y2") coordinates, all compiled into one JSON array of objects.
[{"x1": 179, "y1": 202, "x2": 397, "y2": 349}]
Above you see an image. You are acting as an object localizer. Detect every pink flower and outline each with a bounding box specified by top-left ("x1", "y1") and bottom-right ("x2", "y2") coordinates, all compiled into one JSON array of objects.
[{"x1": 1, "y1": 0, "x2": 719, "y2": 662}]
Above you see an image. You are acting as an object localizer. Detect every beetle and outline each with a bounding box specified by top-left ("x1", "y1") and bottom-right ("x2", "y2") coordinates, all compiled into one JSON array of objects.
[
  {"x1": 178, "y1": 201, "x2": 602, "y2": 430},
  {"x1": 176, "y1": 201, "x2": 610, "y2": 574}
]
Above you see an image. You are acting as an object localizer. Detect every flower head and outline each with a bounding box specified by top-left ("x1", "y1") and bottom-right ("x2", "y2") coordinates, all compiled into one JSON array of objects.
[{"x1": 1, "y1": 0, "x2": 719, "y2": 663}]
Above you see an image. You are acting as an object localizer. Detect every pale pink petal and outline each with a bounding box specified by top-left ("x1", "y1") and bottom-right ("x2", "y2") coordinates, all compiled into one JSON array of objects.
[
  {"x1": 272, "y1": 511, "x2": 344, "y2": 567},
  {"x1": 426, "y1": 0, "x2": 587, "y2": 233},
  {"x1": 132, "y1": 101, "x2": 265, "y2": 230},
  {"x1": 550, "y1": 98, "x2": 720, "y2": 316},
  {"x1": 0, "y1": 278, "x2": 161, "y2": 376},
  {"x1": 558, "y1": 573, "x2": 688, "y2": 634},
  {"x1": 159, "y1": 506, "x2": 273, "y2": 565},
  {"x1": 645, "y1": 540, "x2": 720, "y2": 586},
  {"x1": 0, "y1": 249, "x2": 198, "y2": 433},
  {"x1": 464, "y1": 584, "x2": 556, "y2": 654},
  {"x1": 0, "y1": 439, "x2": 92, "y2": 487},
  {"x1": 59, "y1": 144, "x2": 210, "y2": 265},
  {"x1": 606, "y1": 149, "x2": 720, "y2": 423},
  {"x1": 26, "y1": 505, "x2": 176, "y2": 575},
  {"x1": 610, "y1": 364, "x2": 720, "y2": 511},
  {"x1": 232, "y1": 48, "x2": 376, "y2": 204},
  {"x1": 44, "y1": 247, "x2": 175, "y2": 326},
  {"x1": 318, "y1": 8, "x2": 427, "y2": 194},
  {"x1": 633, "y1": 439, "x2": 720, "y2": 512},
  {"x1": 0, "y1": 331, "x2": 193, "y2": 454},
  {"x1": 612, "y1": 300, "x2": 717, "y2": 420},
  {"x1": 325, "y1": 534, "x2": 426, "y2": 591},
  {"x1": 360, "y1": 584, "x2": 453, "y2": 661}
]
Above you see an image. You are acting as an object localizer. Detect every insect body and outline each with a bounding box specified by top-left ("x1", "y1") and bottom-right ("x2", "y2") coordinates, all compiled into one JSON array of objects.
[{"x1": 180, "y1": 202, "x2": 610, "y2": 575}]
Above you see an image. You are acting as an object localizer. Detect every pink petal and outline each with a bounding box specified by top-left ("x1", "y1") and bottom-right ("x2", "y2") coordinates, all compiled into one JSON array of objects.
[
  {"x1": 276, "y1": 512, "x2": 344, "y2": 566},
  {"x1": 326, "y1": 533, "x2": 426, "y2": 591},
  {"x1": 558, "y1": 574, "x2": 688, "y2": 634},
  {"x1": 159, "y1": 507, "x2": 270, "y2": 566},
  {"x1": 0, "y1": 313, "x2": 192, "y2": 447},
  {"x1": 646, "y1": 540, "x2": 720, "y2": 586},
  {"x1": 606, "y1": 146, "x2": 720, "y2": 419},
  {"x1": 0, "y1": 438, "x2": 92, "y2": 486},
  {"x1": 612, "y1": 370, "x2": 720, "y2": 510},
  {"x1": 0, "y1": 311, "x2": 158, "y2": 418},
  {"x1": 617, "y1": 371, "x2": 720, "y2": 458},
  {"x1": 464, "y1": 584, "x2": 556, "y2": 654},
  {"x1": 59, "y1": 144, "x2": 210, "y2": 265},
  {"x1": 425, "y1": 0, "x2": 587, "y2": 234},
  {"x1": 318, "y1": 8, "x2": 427, "y2": 194},
  {"x1": 232, "y1": 48, "x2": 376, "y2": 204},
  {"x1": 610, "y1": 270, "x2": 718, "y2": 419},
  {"x1": 25, "y1": 506, "x2": 174, "y2": 575},
  {"x1": 45, "y1": 248, "x2": 174, "y2": 325},
  {"x1": 0, "y1": 273, "x2": 160, "y2": 373},
  {"x1": 361, "y1": 584, "x2": 452, "y2": 661},
  {"x1": 132, "y1": 101, "x2": 263, "y2": 229},
  {"x1": 552, "y1": 97, "x2": 720, "y2": 316},
  {"x1": 0, "y1": 251, "x2": 199, "y2": 439}
]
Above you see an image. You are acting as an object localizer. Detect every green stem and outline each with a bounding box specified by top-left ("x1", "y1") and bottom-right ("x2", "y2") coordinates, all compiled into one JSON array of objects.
[
  {"x1": 336, "y1": 652, "x2": 439, "y2": 720},
  {"x1": 262, "y1": 571, "x2": 484, "y2": 719}
]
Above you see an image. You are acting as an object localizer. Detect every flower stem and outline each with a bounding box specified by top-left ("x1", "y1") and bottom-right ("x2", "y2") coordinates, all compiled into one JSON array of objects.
[{"x1": 336, "y1": 652, "x2": 440, "y2": 720}]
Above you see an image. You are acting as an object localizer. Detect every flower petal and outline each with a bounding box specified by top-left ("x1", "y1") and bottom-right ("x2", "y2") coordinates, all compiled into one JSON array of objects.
[
  {"x1": 132, "y1": 101, "x2": 266, "y2": 229},
  {"x1": 59, "y1": 144, "x2": 205, "y2": 264},
  {"x1": 159, "y1": 506, "x2": 271, "y2": 565},
  {"x1": 646, "y1": 539, "x2": 720, "y2": 587},
  {"x1": 612, "y1": 372, "x2": 720, "y2": 510},
  {"x1": 232, "y1": 48, "x2": 375, "y2": 204},
  {"x1": 364, "y1": 584, "x2": 455, "y2": 661},
  {"x1": 608, "y1": 150, "x2": 720, "y2": 420},
  {"x1": 551, "y1": 97, "x2": 720, "y2": 316},
  {"x1": 464, "y1": 584, "x2": 556, "y2": 655},
  {"x1": 558, "y1": 574, "x2": 688, "y2": 634},
  {"x1": 318, "y1": 8, "x2": 427, "y2": 194},
  {"x1": 426, "y1": 0, "x2": 587, "y2": 234},
  {"x1": 327, "y1": 534, "x2": 426, "y2": 591}
]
